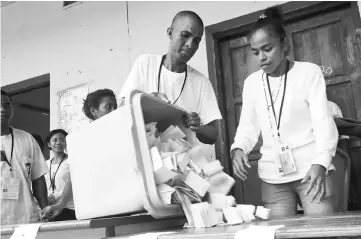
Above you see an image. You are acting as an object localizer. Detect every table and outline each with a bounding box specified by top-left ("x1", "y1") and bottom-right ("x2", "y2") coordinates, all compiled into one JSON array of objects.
[
  {"x1": 157, "y1": 212, "x2": 361, "y2": 239},
  {"x1": 0, "y1": 213, "x2": 186, "y2": 239}
]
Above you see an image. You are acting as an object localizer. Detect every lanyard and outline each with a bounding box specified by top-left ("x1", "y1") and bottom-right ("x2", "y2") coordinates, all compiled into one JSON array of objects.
[
  {"x1": 157, "y1": 55, "x2": 187, "y2": 105},
  {"x1": 1, "y1": 128, "x2": 15, "y2": 176},
  {"x1": 49, "y1": 154, "x2": 66, "y2": 193},
  {"x1": 262, "y1": 60, "x2": 290, "y2": 138}
]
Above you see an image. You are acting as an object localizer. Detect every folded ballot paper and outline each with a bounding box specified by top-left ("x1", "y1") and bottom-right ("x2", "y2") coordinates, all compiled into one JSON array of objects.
[{"x1": 146, "y1": 122, "x2": 268, "y2": 228}]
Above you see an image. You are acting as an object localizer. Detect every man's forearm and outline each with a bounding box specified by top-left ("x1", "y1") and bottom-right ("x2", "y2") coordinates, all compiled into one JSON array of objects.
[
  {"x1": 32, "y1": 176, "x2": 48, "y2": 209},
  {"x1": 196, "y1": 120, "x2": 218, "y2": 144}
]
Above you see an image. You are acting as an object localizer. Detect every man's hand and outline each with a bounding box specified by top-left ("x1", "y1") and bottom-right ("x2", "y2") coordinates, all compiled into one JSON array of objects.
[
  {"x1": 48, "y1": 194, "x2": 57, "y2": 205},
  {"x1": 301, "y1": 164, "x2": 327, "y2": 203},
  {"x1": 232, "y1": 149, "x2": 251, "y2": 181},
  {"x1": 40, "y1": 204, "x2": 63, "y2": 221},
  {"x1": 183, "y1": 112, "x2": 201, "y2": 132}
]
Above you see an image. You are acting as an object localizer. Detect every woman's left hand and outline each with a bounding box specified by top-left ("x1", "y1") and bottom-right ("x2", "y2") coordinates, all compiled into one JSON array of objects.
[
  {"x1": 183, "y1": 112, "x2": 201, "y2": 132},
  {"x1": 301, "y1": 164, "x2": 327, "y2": 203}
]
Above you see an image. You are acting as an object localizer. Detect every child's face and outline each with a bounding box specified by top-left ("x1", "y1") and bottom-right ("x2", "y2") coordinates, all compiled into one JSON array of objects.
[
  {"x1": 48, "y1": 133, "x2": 66, "y2": 153},
  {"x1": 91, "y1": 96, "x2": 117, "y2": 120},
  {"x1": 250, "y1": 28, "x2": 286, "y2": 75}
]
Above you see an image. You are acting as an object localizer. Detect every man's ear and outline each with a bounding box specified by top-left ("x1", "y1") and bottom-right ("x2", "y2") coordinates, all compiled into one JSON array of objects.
[
  {"x1": 90, "y1": 107, "x2": 97, "y2": 119},
  {"x1": 167, "y1": 27, "x2": 173, "y2": 39}
]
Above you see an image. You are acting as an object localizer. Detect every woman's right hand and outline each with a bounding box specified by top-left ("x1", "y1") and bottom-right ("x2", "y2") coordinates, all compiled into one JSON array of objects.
[
  {"x1": 48, "y1": 194, "x2": 57, "y2": 205},
  {"x1": 232, "y1": 149, "x2": 251, "y2": 180}
]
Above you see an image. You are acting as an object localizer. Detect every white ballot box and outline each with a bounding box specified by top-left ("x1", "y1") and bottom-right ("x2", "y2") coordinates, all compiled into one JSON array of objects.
[{"x1": 67, "y1": 90, "x2": 186, "y2": 220}]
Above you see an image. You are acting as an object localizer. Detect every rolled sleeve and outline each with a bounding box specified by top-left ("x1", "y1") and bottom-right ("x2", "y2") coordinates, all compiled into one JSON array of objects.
[
  {"x1": 199, "y1": 80, "x2": 223, "y2": 125},
  {"x1": 308, "y1": 66, "x2": 339, "y2": 169},
  {"x1": 231, "y1": 78, "x2": 261, "y2": 155}
]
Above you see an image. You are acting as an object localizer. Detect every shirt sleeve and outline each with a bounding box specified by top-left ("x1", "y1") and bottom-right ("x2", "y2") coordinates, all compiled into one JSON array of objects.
[
  {"x1": 199, "y1": 80, "x2": 223, "y2": 125},
  {"x1": 307, "y1": 66, "x2": 339, "y2": 169},
  {"x1": 230, "y1": 77, "x2": 261, "y2": 155},
  {"x1": 119, "y1": 55, "x2": 146, "y2": 100},
  {"x1": 29, "y1": 135, "x2": 49, "y2": 181}
]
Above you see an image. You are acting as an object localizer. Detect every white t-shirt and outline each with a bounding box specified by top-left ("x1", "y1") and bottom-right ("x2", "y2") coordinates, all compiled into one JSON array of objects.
[
  {"x1": 45, "y1": 158, "x2": 74, "y2": 210},
  {"x1": 119, "y1": 54, "x2": 222, "y2": 125},
  {"x1": 231, "y1": 61, "x2": 339, "y2": 184},
  {"x1": 1, "y1": 127, "x2": 49, "y2": 225}
]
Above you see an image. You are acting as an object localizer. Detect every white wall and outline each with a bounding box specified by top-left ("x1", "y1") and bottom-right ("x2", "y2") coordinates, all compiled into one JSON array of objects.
[
  {"x1": 1, "y1": 1, "x2": 284, "y2": 130},
  {"x1": 127, "y1": 1, "x2": 283, "y2": 78},
  {"x1": 1, "y1": 1, "x2": 130, "y2": 130}
]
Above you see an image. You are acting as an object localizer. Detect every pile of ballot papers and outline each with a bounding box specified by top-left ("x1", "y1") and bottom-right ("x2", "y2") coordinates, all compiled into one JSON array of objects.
[{"x1": 145, "y1": 122, "x2": 271, "y2": 228}]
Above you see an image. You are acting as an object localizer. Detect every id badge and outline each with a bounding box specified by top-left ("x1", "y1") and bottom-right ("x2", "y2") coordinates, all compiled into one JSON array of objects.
[
  {"x1": 1, "y1": 177, "x2": 20, "y2": 200},
  {"x1": 275, "y1": 143, "x2": 297, "y2": 176}
]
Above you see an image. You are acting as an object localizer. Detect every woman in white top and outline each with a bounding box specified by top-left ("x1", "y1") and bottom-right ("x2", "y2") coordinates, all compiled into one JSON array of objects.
[
  {"x1": 45, "y1": 129, "x2": 75, "y2": 221},
  {"x1": 231, "y1": 7, "x2": 339, "y2": 218}
]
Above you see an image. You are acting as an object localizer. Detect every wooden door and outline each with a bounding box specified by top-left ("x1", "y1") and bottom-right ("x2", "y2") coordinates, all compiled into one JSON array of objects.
[{"x1": 219, "y1": 6, "x2": 361, "y2": 205}]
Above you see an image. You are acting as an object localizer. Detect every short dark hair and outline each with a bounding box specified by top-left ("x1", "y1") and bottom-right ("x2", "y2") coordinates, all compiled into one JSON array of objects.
[
  {"x1": 171, "y1": 10, "x2": 204, "y2": 29},
  {"x1": 46, "y1": 129, "x2": 68, "y2": 150},
  {"x1": 82, "y1": 89, "x2": 116, "y2": 120},
  {"x1": 1, "y1": 90, "x2": 12, "y2": 102},
  {"x1": 249, "y1": 6, "x2": 286, "y2": 42}
]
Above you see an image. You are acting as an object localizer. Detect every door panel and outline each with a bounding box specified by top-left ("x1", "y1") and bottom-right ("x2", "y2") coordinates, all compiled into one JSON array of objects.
[{"x1": 219, "y1": 6, "x2": 360, "y2": 205}]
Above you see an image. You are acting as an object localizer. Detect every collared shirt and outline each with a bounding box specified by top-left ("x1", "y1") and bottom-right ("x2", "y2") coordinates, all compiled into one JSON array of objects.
[{"x1": 1, "y1": 127, "x2": 48, "y2": 225}]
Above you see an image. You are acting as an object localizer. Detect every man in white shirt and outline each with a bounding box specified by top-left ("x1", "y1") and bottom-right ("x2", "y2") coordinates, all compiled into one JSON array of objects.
[
  {"x1": 1, "y1": 90, "x2": 49, "y2": 225},
  {"x1": 120, "y1": 11, "x2": 222, "y2": 144}
]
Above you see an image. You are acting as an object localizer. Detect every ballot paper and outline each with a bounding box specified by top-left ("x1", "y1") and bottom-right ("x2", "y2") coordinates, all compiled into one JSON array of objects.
[
  {"x1": 179, "y1": 170, "x2": 211, "y2": 197},
  {"x1": 151, "y1": 147, "x2": 178, "y2": 185},
  {"x1": 128, "y1": 231, "x2": 175, "y2": 239},
  {"x1": 187, "y1": 144, "x2": 213, "y2": 165},
  {"x1": 203, "y1": 160, "x2": 224, "y2": 177},
  {"x1": 11, "y1": 224, "x2": 41, "y2": 239},
  {"x1": 190, "y1": 202, "x2": 219, "y2": 228},
  {"x1": 176, "y1": 189, "x2": 195, "y2": 227},
  {"x1": 167, "y1": 139, "x2": 189, "y2": 153},
  {"x1": 207, "y1": 171, "x2": 235, "y2": 195},
  {"x1": 255, "y1": 206, "x2": 271, "y2": 220},
  {"x1": 174, "y1": 183, "x2": 202, "y2": 203},
  {"x1": 162, "y1": 156, "x2": 175, "y2": 171},
  {"x1": 176, "y1": 153, "x2": 190, "y2": 172},
  {"x1": 222, "y1": 207, "x2": 243, "y2": 225},
  {"x1": 157, "y1": 184, "x2": 176, "y2": 205},
  {"x1": 160, "y1": 125, "x2": 186, "y2": 142},
  {"x1": 187, "y1": 146, "x2": 210, "y2": 170},
  {"x1": 209, "y1": 193, "x2": 236, "y2": 209},
  {"x1": 234, "y1": 225, "x2": 284, "y2": 239}
]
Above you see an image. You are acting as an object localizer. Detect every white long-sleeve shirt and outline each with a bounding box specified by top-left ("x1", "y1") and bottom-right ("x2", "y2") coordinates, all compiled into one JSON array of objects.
[{"x1": 231, "y1": 61, "x2": 338, "y2": 184}]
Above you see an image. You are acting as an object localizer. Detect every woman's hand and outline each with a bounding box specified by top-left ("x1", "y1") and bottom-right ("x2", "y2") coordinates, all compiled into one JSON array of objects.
[
  {"x1": 232, "y1": 149, "x2": 251, "y2": 181},
  {"x1": 301, "y1": 164, "x2": 327, "y2": 203}
]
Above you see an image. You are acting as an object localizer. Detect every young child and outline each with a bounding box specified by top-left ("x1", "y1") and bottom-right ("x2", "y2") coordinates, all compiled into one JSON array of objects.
[{"x1": 230, "y1": 7, "x2": 338, "y2": 218}]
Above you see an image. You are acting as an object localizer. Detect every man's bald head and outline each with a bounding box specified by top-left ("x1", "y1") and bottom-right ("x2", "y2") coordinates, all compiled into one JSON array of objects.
[
  {"x1": 166, "y1": 11, "x2": 204, "y2": 65},
  {"x1": 171, "y1": 11, "x2": 204, "y2": 30}
]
